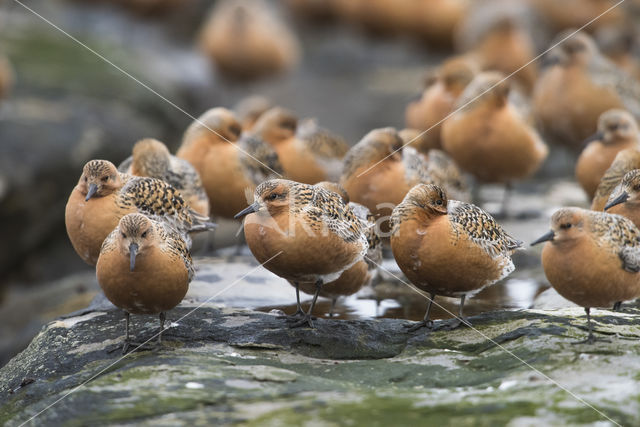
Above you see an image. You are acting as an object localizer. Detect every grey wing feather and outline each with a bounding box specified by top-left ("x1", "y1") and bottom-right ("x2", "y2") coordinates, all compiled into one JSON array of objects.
[
  {"x1": 620, "y1": 246, "x2": 640, "y2": 273},
  {"x1": 118, "y1": 156, "x2": 133, "y2": 174}
]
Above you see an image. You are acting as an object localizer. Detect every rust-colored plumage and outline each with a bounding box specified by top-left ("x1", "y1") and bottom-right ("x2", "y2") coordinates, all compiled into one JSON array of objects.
[
  {"x1": 176, "y1": 107, "x2": 282, "y2": 219},
  {"x1": 252, "y1": 107, "x2": 347, "y2": 184},
  {"x1": 391, "y1": 184, "x2": 522, "y2": 330},
  {"x1": 405, "y1": 57, "x2": 477, "y2": 151},
  {"x1": 533, "y1": 31, "x2": 640, "y2": 149},
  {"x1": 442, "y1": 71, "x2": 548, "y2": 184},
  {"x1": 65, "y1": 160, "x2": 213, "y2": 265},
  {"x1": 238, "y1": 179, "x2": 368, "y2": 327},
  {"x1": 97, "y1": 213, "x2": 193, "y2": 351},
  {"x1": 532, "y1": 207, "x2": 640, "y2": 343},
  {"x1": 575, "y1": 109, "x2": 640, "y2": 200},
  {"x1": 604, "y1": 170, "x2": 640, "y2": 228},
  {"x1": 199, "y1": 0, "x2": 300, "y2": 80}
]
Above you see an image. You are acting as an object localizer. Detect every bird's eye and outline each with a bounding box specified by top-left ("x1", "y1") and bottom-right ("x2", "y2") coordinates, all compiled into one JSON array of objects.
[
  {"x1": 101, "y1": 176, "x2": 109, "y2": 182},
  {"x1": 84, "y1": 176, "x2": 88, "y2": 182},
  {"x1": 268, "y1": 193, "x2": 278, "y2": 200},
  {"x1": 436, "y1": 200, "x2": 443, "y2": 206},
  {"x1": 141, "y1": 231, "x2": 147, "y2": 238},
  {"x1": 121, "y1": 232, "x2": 127, "y2": 238},
  {"x1": 634, "y1": 185, "x2": 640, "y2": 192},
  {"x1": 560, "y1": 223, "x2": 572, "y2": 229}
]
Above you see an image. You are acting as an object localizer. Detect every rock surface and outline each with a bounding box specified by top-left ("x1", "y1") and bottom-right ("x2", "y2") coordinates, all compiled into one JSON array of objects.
[{"x1": 1, "y1": 299, "x2": 639, "y2": 425}]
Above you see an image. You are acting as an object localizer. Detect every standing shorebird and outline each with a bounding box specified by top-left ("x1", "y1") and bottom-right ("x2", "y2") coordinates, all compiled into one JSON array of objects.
[
  {"x1": 442, "y1": 71, "x2": 548, "y2": 214},
  {"x1": 391, "y1": 184, "x2": 522, "y2": 331},
  {"x1": 252, "y1": 107, "x2": 348, "y2": 184},
  {"x1": 532, "y1": 207, "x2": 640, "y2": 343},
  {"x1": 288, "y1": 181, "x2": 382, "y2": 318},
  {"x1": 118, "y1": 138, "x2": 210, "y2": 217},
  {"x1": 575, "y1": 109, "x2": 640, "y2": 201},
  {"x1": 176, "y1": 107, "x2": 282, "y2": 220},
  {"x1": 604, "y1": 170, "x2": 640, "y2": 228},
  {"x1": 533, "y1": 30, "x2": 640, "y2": 149},
  {"x1": 65, "y1": 160, "x2": 214, "y2": 265},
  {"x1": 591, "y1": 148, "x2": 640, "y2": 211},
  {"x1": 235, "y1": 179, "x2": 369, "y2": 328},
  {"x1": 97, "y1": 213, "x2": 193, "y2": 353}
]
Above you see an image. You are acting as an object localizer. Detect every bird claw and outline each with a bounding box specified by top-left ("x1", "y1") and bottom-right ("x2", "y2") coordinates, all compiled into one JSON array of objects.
[
  {"x1": 289, "y1": 314, "x2": 316, "y2": 329},
  {"x1": 447, "y1": 317, "x2": 472, "y2": 330},
  {"x1": 404, "y1": 319, "x2": 434, "y2": 332},
  {"x1": 571, "y1": 333, "x2": 610, "y2": 345}
]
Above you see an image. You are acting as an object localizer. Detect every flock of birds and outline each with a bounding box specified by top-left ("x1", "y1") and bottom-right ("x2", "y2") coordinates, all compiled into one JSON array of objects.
[{"x1": 53, "y1": 0, "x2": 640, "y2": 352}]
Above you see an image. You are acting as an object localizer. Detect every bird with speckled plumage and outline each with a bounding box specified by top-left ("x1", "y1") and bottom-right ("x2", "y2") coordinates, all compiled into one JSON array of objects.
[
  {"x1": 97, "y1": 213, "x2": 193, "y2": 352},
  {"x1": 591, "y1": 148, "x2": 640, "y2": 211},
  {"x1": 252, "y1": 107, "x2": 348, "y2": 184},
  {"x1": 391, "y1": 184, "x2": 522, "y2": 331},
  {"x1": 235, "y1": 179, "x2": 369, "y2": 328},
  {"x1": 531, "y1": 207, "x2": 640, "y2": 343},
  {"x1": 234, "y1": 95, "x2": 273, "y2": 131},
  {"x1": 576, "y1": 109, "x2": 640, "y2": 200},
  {"x1": 604, "y1": 169, "x2": 640, "y2": 228},
  {"x1": 65, "y1": 160, "x2": 214, "y2": 266},
  {"x1": 533, "y1": 30, "x2": 640, "y2": 150},
  {"x1": 176, "y1": 107, "x2": 282, "y2": 220},
  {"x1": 118, "y1": 138, "x2": 210, "y2": 217},
  {"x1": 285, "y1": 181, "x2": 382, "y2": 318}
]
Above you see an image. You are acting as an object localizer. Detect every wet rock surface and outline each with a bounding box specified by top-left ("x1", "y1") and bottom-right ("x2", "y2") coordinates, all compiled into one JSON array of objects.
[{"x1": 1, "y1": 300, "x2": 639, "y2": 426}]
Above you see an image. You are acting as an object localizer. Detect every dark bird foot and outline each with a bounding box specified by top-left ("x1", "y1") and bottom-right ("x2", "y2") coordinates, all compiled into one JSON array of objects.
[
  {"x1": 289, "y1": 314, "x2": 316, "y2": 329},
  {"x1": 447, "y1": 316, "x2": 472, "y2": 330},
  {"x1": 118, "y1": 340, "x2": 158, "y2": 354},
  {"x1": 404, "y1": 319, "x2": 434, "y2": 332},
  {"x1": 277, "y1": 309, "x2": 309, "y2": 322},
  {"x1": 571, "y1": 334, "x2": 610, "y2": 345}
]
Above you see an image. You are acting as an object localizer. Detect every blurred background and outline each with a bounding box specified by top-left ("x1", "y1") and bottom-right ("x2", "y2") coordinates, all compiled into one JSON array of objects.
[{"x1": 1, "y1": 0, "x2": 639, "y2": 365}]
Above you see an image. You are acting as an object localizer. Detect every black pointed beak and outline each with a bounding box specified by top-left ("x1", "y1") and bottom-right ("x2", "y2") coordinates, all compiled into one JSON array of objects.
[
  {"x1": 234, "y1": 202, "x2": 259, "y2": 219},
  {"x1": 129, "y1": 243, "x2": 139, "y2": 272},
  {"x1": 604, "y1": 192, "x2": 629, "y2": 211},
  {"x1": 531, "y1": 230, "x2": 555, "y2": 246},
  {"x1": 85, "y1": 183, "x2": 98, "y2": 201},
  {"x1": 581, "y1": 131, "x2": 603, "y2": 148}
]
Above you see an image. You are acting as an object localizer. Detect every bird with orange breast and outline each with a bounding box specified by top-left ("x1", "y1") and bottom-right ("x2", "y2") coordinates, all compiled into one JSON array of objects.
[
  {"x1": 251, "y1": 107, "x2": 348, "y2": 184},
  {"x1": 176, "y1": 107, "x2": 283, "y2": 220},
  {"x1": 97, "y1": 213, "x2": 193, "y2": 352},
  {"x1": 596, "y1": 25, "x2": 640, "y2": 81},
  {"x1": 65, "y1": 160, "x2": 214, "y2": 266},
  {"x1": 604, "y1": 170, "x2": 640, "y2": 228},
  {"x1": 530, "y1": 0, "x2": 624, "y2": 33},
  {"x1": 118, "y1": 138, "x2": 210, "y2": 217},
  {"x1": 531, "y1": 207, "x2": 640, "y2": 343},
  {"x1": 442, "y1": 71, "x2": 548, "y2": 213},
  {"x1": 285, "y1": 181, "x2": 382, "y2": 318},
  {"x1": 234, "y1": 95, "x2": 273, "y2": 131},
  {"x1": 533, "y1": 30, "x2": 640, "y2": 150},
  {"x1": 412, "y1": 0, "x2": 470, "y2": 48},
  {"x1": 405, "y1": 57, "x2": 477, "y2": 151},
  {"x1": 391, "y1": 184, "x2": 522, "y2": 330},
  {"x1": 341, "y1": 127, "x2": 470, "y2": 232},
  {"x1": 235, "y1": 179, "x2": 369, "y2": 328},
  {"x1": 575, "y1": 109, "x2": 640, "y2": 200},
  {"x1": 591, "y1": 148, "x2": 640, "y2": 211},
  {"x1": 456, "y1": 12, "x2": 539, "y2": 94},
  {"x1": 199, "y1": 0, "x2": 300, "y2": 80}
]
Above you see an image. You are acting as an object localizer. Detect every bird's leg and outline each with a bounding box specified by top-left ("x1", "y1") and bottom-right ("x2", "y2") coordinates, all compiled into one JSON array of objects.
[
  {"x1": 613, "y1": 301, "x2": 622, "y2": 311},
  {"x1": 290, "y1": 279, "x2": 322, "y2": 328},
  {"x1": 158, "y1": 312, "x2": 166, "y2": 345},
  {"x1": 448, "y1": 294, "x2": 472, "y2": 330},
  {"x1": 492, "y1": 182, "x2": 512, "y2": 220},
  {"x1": 121, "y1": 312, "x2": 132, "y2": 354},
  {"x1": 328, "y1": 297, "x2": 338, "y2": 317},
  {"x1": 571, "y1": 307, "x2": 611, "y2": 344},
  {"x1": 279, "y1": 282, "x2": 307, "y2": 321},
  {"x1": 405, "y1": 293, "x2": 436, "y2": 332}
]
